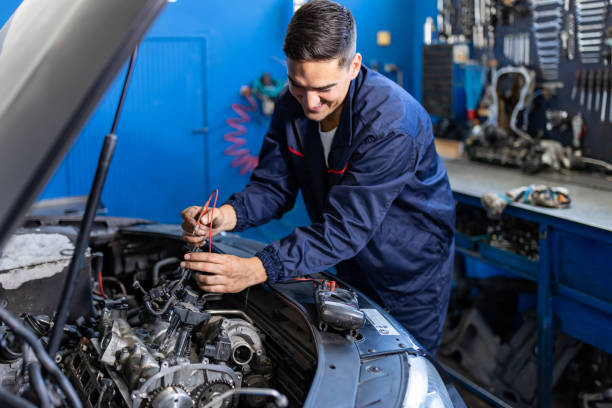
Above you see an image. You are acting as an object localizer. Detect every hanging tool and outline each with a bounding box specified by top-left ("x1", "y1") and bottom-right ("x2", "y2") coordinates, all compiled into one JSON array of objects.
[
  {"x1": 595, "y1": 69, "x2": 603, "y2": 111},
  {"x1": 571, "y1": 113, "x2": 584, "y2": 150},
  {"x1": 587, "y1": 69, "x2": 595, "y2": 110},
  {"x1": 572, "y1": 69, "x2": 582, "y2": 100},
  {"x1": 601, "y1": 68, "x2": 609, "y2": 122},
  {"x1": 580, "y1": 68, "x2": 587, "y2": 105},
  {"x1": 568, "y1": 12, "x2": 576, "y2": 60}
]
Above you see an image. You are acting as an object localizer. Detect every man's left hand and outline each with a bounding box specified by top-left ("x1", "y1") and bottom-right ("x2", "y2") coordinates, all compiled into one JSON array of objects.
[{"x1": 181, "y1": 252, "x2": 268, "y2": 293}]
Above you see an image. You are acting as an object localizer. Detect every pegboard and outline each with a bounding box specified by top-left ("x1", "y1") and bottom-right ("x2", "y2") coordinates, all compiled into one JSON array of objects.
[{"x1": 441, "y1": 0, "x2": 612, "y2": 163}]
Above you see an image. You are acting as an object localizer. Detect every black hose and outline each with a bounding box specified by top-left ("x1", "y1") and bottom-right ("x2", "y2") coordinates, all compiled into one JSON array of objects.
[
  {"x1": 28, "y1": 362, "x2": 51, "y2": 408},
  {"x1": 0, "y1": 307, "x2": 82, "y2": 408},
  {"x1": 0, "y1": 388, "x2": 37, "y2": 408}
]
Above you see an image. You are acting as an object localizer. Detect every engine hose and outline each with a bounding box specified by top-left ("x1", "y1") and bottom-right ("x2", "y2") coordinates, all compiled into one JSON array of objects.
[
  {"x1": 0, "y1": 388, "x2": 36, "y2": 408},
  {"x1": 0, "y1": 307, "x2": 82, "y2": 408},
  {"x1": 224, "y1": 88, "x2": 259, "y2": 175},
  {"x1": 28, "y1": 362, "x2": 51, "y2": 408}
]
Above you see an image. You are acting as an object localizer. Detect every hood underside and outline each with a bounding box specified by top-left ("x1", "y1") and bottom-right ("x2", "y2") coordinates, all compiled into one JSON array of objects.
[{"x1": 0, "y1": 0, "x2": 166, "y2": 251}]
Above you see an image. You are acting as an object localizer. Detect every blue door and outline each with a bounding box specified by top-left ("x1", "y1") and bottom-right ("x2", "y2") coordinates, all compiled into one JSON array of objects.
[{"x1": 40, "y1": 37, "x2": 208, "y2": 224}]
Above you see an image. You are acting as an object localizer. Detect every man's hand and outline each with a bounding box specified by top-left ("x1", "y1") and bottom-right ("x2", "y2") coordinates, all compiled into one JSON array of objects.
[
  {"x1": 180, "y1": 204, "x2": 237, "y2": 247},
  {"x1": 181, "y1": 252, "x2": 267, "y2": 293}
]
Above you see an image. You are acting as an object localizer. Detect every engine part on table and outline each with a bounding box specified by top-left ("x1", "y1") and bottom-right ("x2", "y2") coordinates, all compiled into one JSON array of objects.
[
  {"x1": 471, "y1": 66, "x2": 536, "y2": 145},
  {"x1": 314, "y1": 281, "x2": 365, "y2": 332},
  {"x1": 491, "y1": 311, "x2": 582, "y2": 406},
  {"x1": 0, "y1": 233, "x2": 93, "y2": 321},
  {"x1": 439, "y1": 308, "x2": 500, "y2": 387}
]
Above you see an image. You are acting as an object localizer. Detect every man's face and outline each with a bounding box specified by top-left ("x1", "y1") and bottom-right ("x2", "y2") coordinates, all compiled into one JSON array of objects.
[{"x1": 287, "y1": 54, "x2": 361, "y2": 122}]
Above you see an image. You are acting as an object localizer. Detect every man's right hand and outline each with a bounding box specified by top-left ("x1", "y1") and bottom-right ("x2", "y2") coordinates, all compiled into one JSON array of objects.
[{"x1": 181, "y1": 204, "x2": 237, "y2": 247}]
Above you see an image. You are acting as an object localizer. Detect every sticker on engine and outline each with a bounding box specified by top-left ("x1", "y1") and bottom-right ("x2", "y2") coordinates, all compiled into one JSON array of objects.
[{"x1": 362, "y1": 308, "x2": 399, "y2": 335}]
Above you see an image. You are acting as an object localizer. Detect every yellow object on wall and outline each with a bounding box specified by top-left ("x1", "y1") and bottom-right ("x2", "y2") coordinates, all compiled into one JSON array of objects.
[{"x1": 377, "y1": 30, "x2": 391, "y2": 47}]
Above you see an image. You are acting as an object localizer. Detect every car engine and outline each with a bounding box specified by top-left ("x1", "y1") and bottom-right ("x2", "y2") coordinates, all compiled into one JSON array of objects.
[{"x1": 0, "y1": 224, "x2": 316, "y2": 408}]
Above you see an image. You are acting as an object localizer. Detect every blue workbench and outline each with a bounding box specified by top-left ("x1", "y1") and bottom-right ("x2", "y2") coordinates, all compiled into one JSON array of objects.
[{"x1": 444, "y1": 158, "x2": 612, "y2": 408}]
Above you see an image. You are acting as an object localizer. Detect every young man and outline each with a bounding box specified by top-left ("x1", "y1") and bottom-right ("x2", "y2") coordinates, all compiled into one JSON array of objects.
[{"x1": 181, "y1": 0, "x2": 455, "y2": 354}]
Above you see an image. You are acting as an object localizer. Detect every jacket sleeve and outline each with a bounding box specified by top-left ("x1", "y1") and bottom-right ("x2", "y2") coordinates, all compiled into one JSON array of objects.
[
  {"x1": 225, "y1": 104, "x2": 299, "y2": 231},
  {"x1": 256, "y1": 124, "x2": 421, "y2": 283}
]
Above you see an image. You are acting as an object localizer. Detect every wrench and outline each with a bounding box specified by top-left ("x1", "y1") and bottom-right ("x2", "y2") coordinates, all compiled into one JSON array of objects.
[
  {"x1": 577, "y1": 23, "x2": 606, "y2": 31},
  {"x1": 536, "y1": 39, "x2": 561, "y2": 47},
  {"x1": 539, "y1": 48, "x2": 560, "y2": 56},
  {"x1": 539, "y1": 56, "x2": 561, "y2": 63},
  {"x1": 533, "y1": 9, "x2": 563, "y2": 19},
  {"x1": 577, "y1": 15, "x2": 607, "y2": 24},
  {"x1": 577, "y1": 31, "x2": 603, "y2": 38},
  {"x1": 576, "y1": 7, "x2": 608, "y2": 16},
  {"x1": 532, "y1": 20, "x2": 562, "y2": 30},
  {"x1": 579, "y1": 45, "x2": 602, "y2": 52},
  {"x1": 578, "y1": 38, "x2": 605, "y2": 45},
  {"x1": 595, "y1": 69, "x2": 602, "y2": 110},
  {"x1": 535, "y1": 30, "x2": 560, "y2": 39},
  {"x1": 576, "y1": 1, "x2": 607, "y2": 9},
  {"x1": 531, "y1": 0, "x2": 563, "y2": 6}
]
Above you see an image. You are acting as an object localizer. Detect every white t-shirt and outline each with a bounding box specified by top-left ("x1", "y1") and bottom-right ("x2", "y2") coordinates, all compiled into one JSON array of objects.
[{"x1": 318, "y1": 123, "x2": 337, "y2": 167}]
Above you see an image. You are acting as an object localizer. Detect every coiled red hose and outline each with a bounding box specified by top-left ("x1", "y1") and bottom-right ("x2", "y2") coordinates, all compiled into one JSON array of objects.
[{"x1": 224, "y1": 87, "x2": 259, "y2": 175}]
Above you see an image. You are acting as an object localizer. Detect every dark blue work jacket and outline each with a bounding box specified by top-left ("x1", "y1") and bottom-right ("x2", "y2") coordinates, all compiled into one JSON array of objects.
[{"x1": 227, "y1": 65, "x2": 455, "y2": 352}]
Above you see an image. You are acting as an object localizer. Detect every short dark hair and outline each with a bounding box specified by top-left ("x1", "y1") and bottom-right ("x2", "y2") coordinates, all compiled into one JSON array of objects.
[{"x1": 283, "y1": 0, "x2": 356, "y2": 67}]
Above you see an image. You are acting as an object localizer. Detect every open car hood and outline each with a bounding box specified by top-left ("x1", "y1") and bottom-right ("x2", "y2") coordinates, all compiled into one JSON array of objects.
[{"x1": 0, "y1": 0, "x2": 166, "y2": 250}]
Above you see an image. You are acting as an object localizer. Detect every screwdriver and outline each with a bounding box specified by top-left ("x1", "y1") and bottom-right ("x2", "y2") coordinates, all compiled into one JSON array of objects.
[
  {"x1": 602, "y1": 70, "x2": 609, "y2": 121},
  {"x1": 571, "y1": 69, "x2": 581, "y2": 100}
]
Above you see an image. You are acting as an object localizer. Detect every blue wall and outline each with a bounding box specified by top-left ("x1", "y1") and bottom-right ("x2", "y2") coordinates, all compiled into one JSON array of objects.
[{"x1": 1, "y1": 0, "x2": 436, "y2": 243}]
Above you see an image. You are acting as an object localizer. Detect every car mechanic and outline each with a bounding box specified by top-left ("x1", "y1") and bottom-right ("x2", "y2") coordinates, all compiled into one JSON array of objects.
[{"x1": 180, "y1": 0, "x2": 455, "y2": 354}]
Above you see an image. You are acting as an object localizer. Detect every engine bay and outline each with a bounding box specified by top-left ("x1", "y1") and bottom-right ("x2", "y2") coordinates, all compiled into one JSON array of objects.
[{"x1": 0, "y1": 221, "x2": 318, "y2": 408}]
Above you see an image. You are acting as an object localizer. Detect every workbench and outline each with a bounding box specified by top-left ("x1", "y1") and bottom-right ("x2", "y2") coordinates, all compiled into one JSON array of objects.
[{"x1": 444, "y1": 158, "x2": 612, "y2": 408}]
